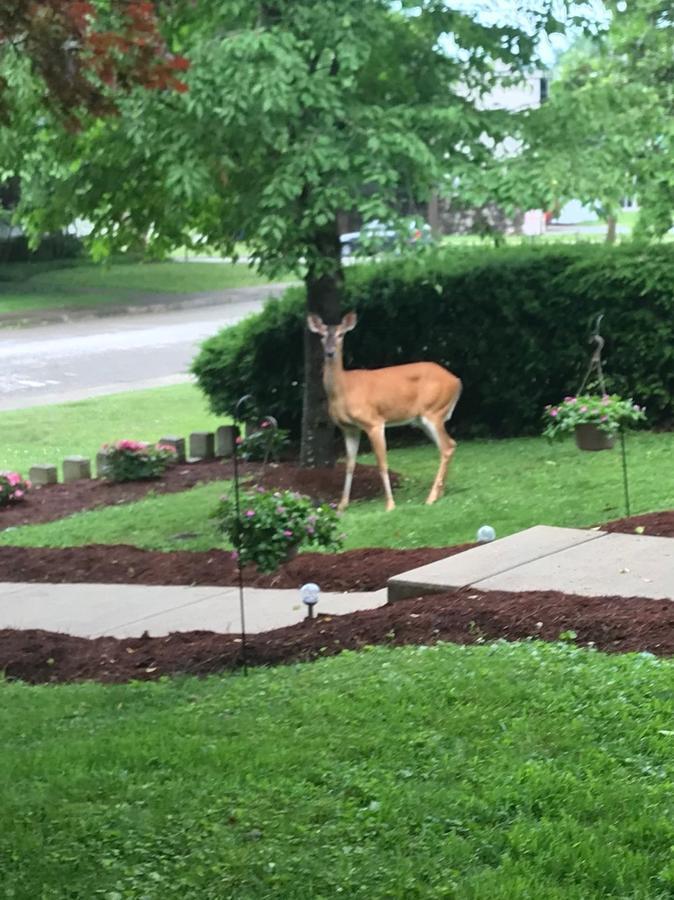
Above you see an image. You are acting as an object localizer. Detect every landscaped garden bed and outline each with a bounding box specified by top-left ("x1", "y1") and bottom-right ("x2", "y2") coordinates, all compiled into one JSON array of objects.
[
  {"x1": 3, "y1": 584, "x2": 674, "y2": 684},
  {"x1": 0, "y1": 459, "x2": 399, "y2": 528}
]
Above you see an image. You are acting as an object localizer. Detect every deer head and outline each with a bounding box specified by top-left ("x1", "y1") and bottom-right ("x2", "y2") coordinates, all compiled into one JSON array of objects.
[{"x1": 307, "y1": 312, "x2": 357, "y2": 360}]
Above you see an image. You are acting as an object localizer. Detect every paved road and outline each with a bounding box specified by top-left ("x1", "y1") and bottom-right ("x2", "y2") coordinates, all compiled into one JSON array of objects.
[{"x1": 0, "y1": 284, "x2": 287, "y2": 411}]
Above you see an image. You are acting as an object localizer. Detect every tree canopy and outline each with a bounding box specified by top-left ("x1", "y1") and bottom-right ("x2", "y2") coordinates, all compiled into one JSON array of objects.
[
  {"x1": 485, "y1": 0, "x2": 674, "y2": 240},
  {"x1": 3, "y1": 0, "x2": 592, "y2": 464}
]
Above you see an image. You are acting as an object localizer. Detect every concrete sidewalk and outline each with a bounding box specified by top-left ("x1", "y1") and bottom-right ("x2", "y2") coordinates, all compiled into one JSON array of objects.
[
  {"x1": 389, "y1": 526, "x2": 674, "y2": 602},
  {"x1": 0, "y1": 582, "x2": 387, "y2": 638}
]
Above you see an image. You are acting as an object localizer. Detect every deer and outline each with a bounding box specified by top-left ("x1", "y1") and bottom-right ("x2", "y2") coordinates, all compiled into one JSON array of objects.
[{"x1": 307, "y1": 312, "x2": 462, "y2": 512}]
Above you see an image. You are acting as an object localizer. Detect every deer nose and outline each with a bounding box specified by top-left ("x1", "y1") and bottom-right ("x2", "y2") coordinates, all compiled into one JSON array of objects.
[{"x1": 325, "y1": 350, "x2": 335, "y2": 359}]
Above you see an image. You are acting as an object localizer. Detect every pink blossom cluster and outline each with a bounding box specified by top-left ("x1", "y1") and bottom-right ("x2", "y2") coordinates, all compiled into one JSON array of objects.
[{"x1": 0, "y1": 470, "x2": 31, "y2": 505}]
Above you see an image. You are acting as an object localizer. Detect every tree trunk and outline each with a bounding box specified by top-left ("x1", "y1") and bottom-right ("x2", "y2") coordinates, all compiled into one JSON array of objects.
[
  {"x1": 606, "y1": 215, "x2": 617, "y2": 244},
  {"x1": 300, "y1": 227, "x2": 343, "y2": 468}
]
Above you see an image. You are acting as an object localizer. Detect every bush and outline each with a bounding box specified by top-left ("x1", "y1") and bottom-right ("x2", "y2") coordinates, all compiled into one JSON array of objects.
[
  {"x1": 0, "y1": 232, "x2": 82, "y2": 264},
  {"x1": 102, "y1": 440, "x2": 176, "y2": 482},
  {"x1": 239, "y1": 421, "x2": 290, "y2": 462},
  {"x1": 192, "y1": 244, "x2": 674, "y2": 438},
  {"x1": 0, "y1": 471, "x2": 31, "y2": 506},
  {"x1": 213, "y1": 488, "x2": 343, "y2": 572}
]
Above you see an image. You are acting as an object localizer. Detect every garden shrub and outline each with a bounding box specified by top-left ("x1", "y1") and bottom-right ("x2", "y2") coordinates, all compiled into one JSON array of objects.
[
  {"x1": 213, "y1": 488, "x2": 342, "y2": 572},
  {"x1": 192, "y1": 243, "x2": 674, "y2": 438},
  {"x1": 102, "y1": 440, "x2": 176, "y2": 482},
  {"x1": 0, "y1": 471, "x2": 30, "y2": 506}
]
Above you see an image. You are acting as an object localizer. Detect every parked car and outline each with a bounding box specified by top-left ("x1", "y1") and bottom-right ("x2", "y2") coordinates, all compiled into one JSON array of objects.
[{"x1": 340, "y1": 219, "x2": 432, "y2": 257}]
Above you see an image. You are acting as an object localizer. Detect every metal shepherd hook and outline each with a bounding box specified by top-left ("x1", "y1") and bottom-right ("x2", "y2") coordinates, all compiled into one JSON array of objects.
[{"x1": 233, "y1": 394, "x2": 253, "y2": 675}]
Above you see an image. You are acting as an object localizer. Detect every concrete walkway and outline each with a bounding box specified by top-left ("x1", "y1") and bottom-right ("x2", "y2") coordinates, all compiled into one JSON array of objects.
[
  {"x1": 2, "y1": 526, "x2": 671, "y2": 639},
  {"x1": 389, "y1": 526, "x2": 674, "y2": 602},
  {"x1": 0, "y1": 582, "x2": 387, "y2": 638}
]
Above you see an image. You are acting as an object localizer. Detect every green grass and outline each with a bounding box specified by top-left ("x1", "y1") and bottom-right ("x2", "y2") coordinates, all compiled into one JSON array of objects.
[
  {"x1": 0, "y1": 257, "x2": 286, "y2": 316},
  {"x1": 2, "y1": 641, "x2": 674, "y2": 898},
  {"x1": 3, "y1": 431, "x2": 672, "y2": 551},
  {"x1": 0, "y1": 382, "x2": 224, "y2": 475}
]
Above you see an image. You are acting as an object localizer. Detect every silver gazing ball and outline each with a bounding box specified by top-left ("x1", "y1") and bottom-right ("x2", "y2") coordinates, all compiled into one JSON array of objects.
[{"x1": 476, "y1": 525, "x2": 496, "y2": 543}]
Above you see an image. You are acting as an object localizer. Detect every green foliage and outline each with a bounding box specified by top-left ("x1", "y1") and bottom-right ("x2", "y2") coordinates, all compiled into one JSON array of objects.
[
  {"x1": 0, "y1": 231, "x2": 81, "y2": 263},
  {"x1": 239, "y1": 421, "x2": 290, "y2": 463},
  {"x1": 102, "y1": 440, "x2": 177, "y2": 483},
  {"x1": 3, "y1": 642, "x2": 674, "y2": 897},
  {"x1": 543, "y1": 394, "x2": 647, "y2": 440},
  {"x1": 193, "y1": 244, "x2": 674, "y2": 438},
  {"x1": 2, "y1": 2, "x2": 590, "y2": 271},
  {"x1": 213, "y1": 487, "x2": 342, "y2": 572},
  {"x1": 492, "y1": 1, "x2": 674, "y2": 237}
]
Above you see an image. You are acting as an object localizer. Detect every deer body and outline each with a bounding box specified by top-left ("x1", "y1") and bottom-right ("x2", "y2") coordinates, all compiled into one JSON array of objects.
[{"x1": 308, "y1": 313, "x2": 462, "y2": 511}]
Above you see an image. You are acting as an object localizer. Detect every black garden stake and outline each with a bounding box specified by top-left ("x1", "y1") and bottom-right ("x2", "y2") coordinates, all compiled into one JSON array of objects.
[{"x1": 232, "y1": 396, "x2": 279, "y2": 673}]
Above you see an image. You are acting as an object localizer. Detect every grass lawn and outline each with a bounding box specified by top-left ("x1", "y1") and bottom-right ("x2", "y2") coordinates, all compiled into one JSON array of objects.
[
  {"x1": 0, "y1": 382, "x2": 224, "y2": 475},
  {"x1": 3, "y1": 431, "x2": 672, "y2": 551},
  {"x1": 2, "y1": 641, "x2": 674, "y2": 898},
  {"x1": 0, "y1": 257, "x2": 286, "y2": 316}
]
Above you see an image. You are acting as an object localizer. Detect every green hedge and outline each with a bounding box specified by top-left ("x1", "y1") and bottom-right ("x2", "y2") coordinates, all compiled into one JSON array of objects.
[{"x1": 192, "y1": 244, "x2": 674, "y2": 438}]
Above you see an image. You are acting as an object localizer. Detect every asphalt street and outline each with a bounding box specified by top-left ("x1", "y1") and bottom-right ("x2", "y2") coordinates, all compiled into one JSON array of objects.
[{"x1": 0, "y1": 284, "x2": 286, "y2": 412}]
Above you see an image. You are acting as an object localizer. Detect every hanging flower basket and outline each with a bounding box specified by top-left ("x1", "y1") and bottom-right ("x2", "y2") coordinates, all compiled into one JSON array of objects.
[{"x1": 543, "y1": 394, "x2": 646, "y2": 451}]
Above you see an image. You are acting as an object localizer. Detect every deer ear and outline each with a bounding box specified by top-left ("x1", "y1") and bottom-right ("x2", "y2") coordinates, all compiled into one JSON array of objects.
[
  {"x1": 307, "y1": 314, "x2": 327, "y2": 335},
  {"x1": 340, "y1": 312, "x2": 357, "y2": 333}
]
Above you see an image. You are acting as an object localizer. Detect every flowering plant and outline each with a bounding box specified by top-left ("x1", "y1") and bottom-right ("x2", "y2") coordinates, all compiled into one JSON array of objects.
[
  {"x1": 213, "y1": 487, "x2": 343, "y2": 572},
  {"x1": 238, "y1": 421, "x2": 290, "y2": 463},
  {"x1": 101, "y1": 439, "x2": 177, "y2": 482},
  {"x1": 543, "y1": 394, "x2": 646, "y2": 439},
  {"x1": 0, "y1": 471, "x2": 31, "y2": 507}
]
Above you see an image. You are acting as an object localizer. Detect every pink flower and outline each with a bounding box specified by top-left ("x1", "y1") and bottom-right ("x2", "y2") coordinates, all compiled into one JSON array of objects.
[
  {"x1": 261, "y1": 420, "x2": 269, "y2": 429},
  {"x1": 564, "y1": 396, "x2": 575, "y2": 403},
  {"x1": 14, "y1": 489, "x2": 24, "y2": 499},
  {"x1": 600, "y1": 415, "x2": 608, "y2": 422},
  {"x1": 283, "y1": 529, "x2": 293, "y2": 538},
  {"x1": 245, "y1": 509, "x2": 255, "y2": 518},
  {"x1": 580, "y1": 406, "x2": 588, "y2": 413},
  {"x1": 235, "y1": 436, "x2": 244, "y2": 446},
  {"x1": 276, "y1": 506, "x2": 285, "y2": 514},
  {"x1": 231, "y1": 550, "x2": 239, "y2": 561},
  {"x1": 550, "y1": 408, "x2": 559, "y2": 417},
  {"x1": 306, "y1": 526, "x2": 315, "y2": 535},
  {"x1": 117, "y1": 439, "x2": 147, "y2": 452},
  {"x1": 602, "y1": 396, "x2": 611, "y2": 405}
]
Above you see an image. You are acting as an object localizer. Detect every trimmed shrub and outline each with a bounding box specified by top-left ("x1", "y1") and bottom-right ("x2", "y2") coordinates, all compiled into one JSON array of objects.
[
  {"x1": 192, "y1": 244, "x2": 674, "y2": 438},
  {"x1": 0, "y1": 232, "x2": 82, "y2": 264}
]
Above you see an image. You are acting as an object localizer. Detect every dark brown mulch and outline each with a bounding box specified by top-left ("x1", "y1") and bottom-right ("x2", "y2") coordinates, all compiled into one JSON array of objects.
[
  {"x1": 3, "y1": 586, "x2": 674, "y2": 684},
  {"x1": 0, "y1": 461, "x2": 399, "y2": 529},
  {"x1": 597, "y1": 509, "x2": 674, "y2": 539},
  {"x1": 0, "y1": 545, "x2": 471, "y2": 591}
]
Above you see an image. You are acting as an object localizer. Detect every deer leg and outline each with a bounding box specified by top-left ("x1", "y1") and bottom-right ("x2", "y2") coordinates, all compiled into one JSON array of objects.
[
  {"x1": 338, "y1": 427, "x2": 361, "y2": 512},
  {"x1": 420, "y1": 415, "x2": 457, "y2": 505},
  {"x1": 366, "y1": 425, "x2": 395, "y2": 511}
]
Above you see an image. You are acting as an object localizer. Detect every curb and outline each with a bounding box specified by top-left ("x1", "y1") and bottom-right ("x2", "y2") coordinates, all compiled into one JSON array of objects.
[{"x1": 0, "y1": 282, "x2": 295, "y2": 329}]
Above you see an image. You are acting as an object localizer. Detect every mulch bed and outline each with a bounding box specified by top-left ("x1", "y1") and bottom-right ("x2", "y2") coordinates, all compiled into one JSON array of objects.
[
  {"x1": 3, "y1": 586, "x2": 674, "y2": 684},
  {"x1": 596, "y1": 509, "x2": 674, "y2": 539},
  {"x1": 0, "y1": 545, "x2": 470, "y2": 591},
  {"x1": 0, "y1": 460, "x2": 400, "y2": 529}
]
